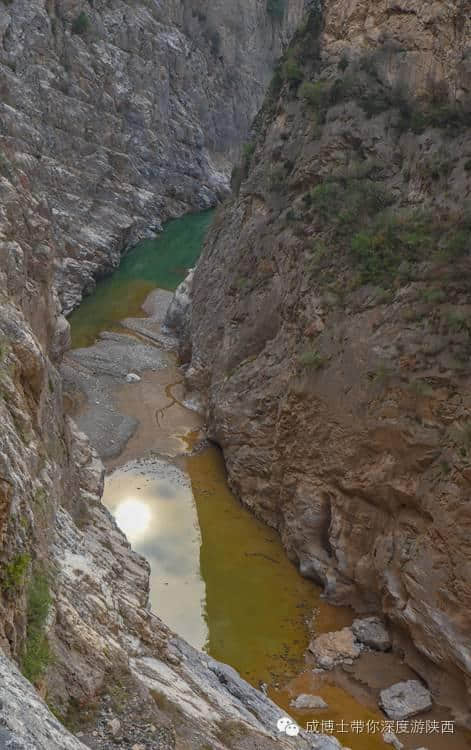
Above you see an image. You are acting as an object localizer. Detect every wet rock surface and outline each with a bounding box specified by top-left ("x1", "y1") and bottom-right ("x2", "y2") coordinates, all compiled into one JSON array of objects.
[{"x1": 62, "y1": 289, "x2": 177, "y2": 458}]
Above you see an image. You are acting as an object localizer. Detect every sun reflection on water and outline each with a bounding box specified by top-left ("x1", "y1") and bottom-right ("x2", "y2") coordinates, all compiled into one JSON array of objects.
[{"x1": 114, "y1": 498, "x2": 152, "y2": 543}]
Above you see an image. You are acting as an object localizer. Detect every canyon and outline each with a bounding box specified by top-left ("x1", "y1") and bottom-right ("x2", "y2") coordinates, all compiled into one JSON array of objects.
[
  {"x1": 0, "y1": 0, "x2": 470, "y2": 748},
  {"x1": 0, "y1": 0, "x2": 323, "y2": 747},
  {"x1": 185, "y1": 0, "x2": 471, "y2": 727}
]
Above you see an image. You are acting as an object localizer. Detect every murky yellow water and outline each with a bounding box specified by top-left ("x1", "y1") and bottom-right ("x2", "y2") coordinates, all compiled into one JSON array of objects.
[
  {"x1": 272, "y1": 673, "x2": 391, "y2": 750},
  {"x1": 70, "y1": 212, "x2": 471, "y2": 750},
  {"x1": 187, "y1": 446, "x2": 353, "y2": 688}
]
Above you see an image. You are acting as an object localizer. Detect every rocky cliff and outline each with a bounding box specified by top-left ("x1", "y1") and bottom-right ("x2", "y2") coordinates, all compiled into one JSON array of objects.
[
  {"x1": 186, "y1": 0, "x2": 471, "y2": 721},
  {"x1": 0, "y1": 0, "x2": 305, "y2": 312},
  {"x1": 0, "y1": 0, "x2": 345, "y2": 747}
]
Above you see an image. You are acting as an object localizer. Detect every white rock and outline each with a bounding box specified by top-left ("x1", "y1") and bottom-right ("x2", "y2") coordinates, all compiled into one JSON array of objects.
[
  {"x1": 126, "y1": 372, "x2": 141, "y2": 382},
  {"x1": 379, "y1": 680, "x2": 432, "y2": 719},
  {"x1": 309, "y1": 627, "x2": 361, "y2": 669},
  {"x1": 290, "y1": 694, "x2": 328, "y2": 710}
]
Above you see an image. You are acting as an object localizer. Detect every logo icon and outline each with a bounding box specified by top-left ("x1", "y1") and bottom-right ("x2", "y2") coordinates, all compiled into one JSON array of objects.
[{"x1": 277, "y1": 716, "x2": 300, "y2": 736}]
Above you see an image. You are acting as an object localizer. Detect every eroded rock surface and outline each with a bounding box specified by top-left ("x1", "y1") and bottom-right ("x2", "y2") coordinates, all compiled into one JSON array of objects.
[
  {"x1": 0, "y1": 0, "x2": 350, "y2": 747},
  {"x1": 0, "y1": 0, "x2": 306, "y2": 312},
  {"x1": 0, "y1": 649, "x2": 86, "y2": 750},
  {"x1": 186, "y1": 0, "x2": 471, "y2": 719}
]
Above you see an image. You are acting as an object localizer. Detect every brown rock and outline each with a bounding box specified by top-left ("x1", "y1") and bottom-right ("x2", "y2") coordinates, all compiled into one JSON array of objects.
[{"x1": 309, "y1": 628, "x2": 361, "y2": 670}]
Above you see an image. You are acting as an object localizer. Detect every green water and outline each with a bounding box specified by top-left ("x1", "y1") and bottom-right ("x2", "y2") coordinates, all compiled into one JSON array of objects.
[
  {"x1": 68, "y1": 207, "x2": 346, "y2": 687},
  {"x1": 69, "y1": 210, "x2": 214, "y2": 349},
  {"x1": 69, "y1": 210, "x2": 471, "y2": 750}
]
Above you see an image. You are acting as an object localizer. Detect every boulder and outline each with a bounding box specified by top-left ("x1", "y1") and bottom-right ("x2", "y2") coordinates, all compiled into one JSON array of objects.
[
  {"x1": 164, "y1": 269, "x2": 194, "y2": 333},
  {"x1": 379, "y1": 680, "x2": 432, "y2": 719},
  {"x1": 290, "y1": 694, "x2": 328, "y2": 710},
  {"x1": 351, "y1": 616, "x2": 391, "y2": 652},
  {"x1": 309, "y1": 627, "x2": 361, "y2": 670}
]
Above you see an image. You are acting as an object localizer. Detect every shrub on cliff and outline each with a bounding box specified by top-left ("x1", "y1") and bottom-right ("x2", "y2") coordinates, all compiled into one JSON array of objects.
[
  {"x1": 299, "y1": 80, "x2": 330, "y2": 108},
  {"x1": 297, "y1": 350, "x2": 326, "y2": 369},
  {"x1": 1, "y1": 553, "x2": 30, "y2": 594},
  {"x1": 309, "y1": 178, "x2": 393, "y2": 236},
  {"x1": 21, "y1": 572, "x2": 52, "y2": 684},
  {"x1": 282, "y1": 57, "x2": 303, "y2": 86},
  {"x1": 71, "y1": 11, "x2": 89, "y2": 35},
  {"x1": 350, "y1": 212, "x2": 471, "y2": 285}
]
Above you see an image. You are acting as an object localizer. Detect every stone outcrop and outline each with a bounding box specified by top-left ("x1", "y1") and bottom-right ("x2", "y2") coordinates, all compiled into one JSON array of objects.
[
  {"x1": 0, "y1": 0, "x2": 347, "y2": 747},
  {"x1": 186, "y1": 0, "x2": 471, "y2": 720},
  {"x1": 0, "y1": 138, "x2": 341, "y2": 747},
  {"x1": 0, "y1": 649, "x2": 86, "y2": 750},
  {"x1": 0, "y1": 0, "x2": 305, "y2": 313}
]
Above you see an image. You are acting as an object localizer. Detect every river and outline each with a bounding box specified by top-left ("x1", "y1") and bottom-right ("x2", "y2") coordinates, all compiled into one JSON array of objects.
[{"x1": 67, "y1": 211, "x2": 471, "y2": 750}]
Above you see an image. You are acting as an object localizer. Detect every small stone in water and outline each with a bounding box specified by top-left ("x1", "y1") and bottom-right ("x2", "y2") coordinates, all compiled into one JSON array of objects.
[
  {"x1": 290, "y1": 694, "x2": 328, "y2": 710},
  {"x1": 126, "y1": 372, "x2": 141, "y2": 382}
]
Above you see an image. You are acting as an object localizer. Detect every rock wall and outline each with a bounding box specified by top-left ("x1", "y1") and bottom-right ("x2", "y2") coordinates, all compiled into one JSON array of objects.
[
  {"x1": 0, "y1": 0, "x2": 344, "y2": 747},
  {"x1": 0, "y1": 0, "x2": 305, "y2": 312},
  {"x1": 187, "y1": 0, "x2": 471, "y2": 720}
]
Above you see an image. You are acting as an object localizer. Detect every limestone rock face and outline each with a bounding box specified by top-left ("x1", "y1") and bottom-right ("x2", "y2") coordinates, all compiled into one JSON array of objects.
[
  {"x1": 0, "y1": 650, "x2": 87, "y2": 750},
  {"x1": 0, "y1": 167, "x2": 339, "y2": 748},
  {"x1": 187, "y1": 0, "x2": 471, "y2": 716},
  {"x1": 164, "y1": 268, "x2": 195, "y2": 343},
  {"x1": 0, "y1": 0, "x2": 345, "y2": 747},
  {"x1": 0, "y1": 0, "x2": 306, "y2": 313}
]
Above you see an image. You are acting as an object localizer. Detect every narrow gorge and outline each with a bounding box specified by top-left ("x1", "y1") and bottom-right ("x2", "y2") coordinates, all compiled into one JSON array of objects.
[{"x1": 0, "y1": 1, "x2": 470, "y2": 750}]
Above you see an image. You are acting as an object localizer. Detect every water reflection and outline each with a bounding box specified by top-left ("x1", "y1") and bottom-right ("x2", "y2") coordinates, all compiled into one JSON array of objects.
[
  {"x1": 115, "y1": 498, "x2": 151, "y2": 543},
  {"x1": 102, "y1": 458, "x2": 208, "y2": 650}
]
